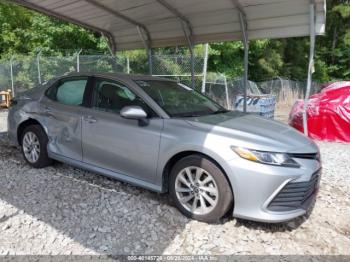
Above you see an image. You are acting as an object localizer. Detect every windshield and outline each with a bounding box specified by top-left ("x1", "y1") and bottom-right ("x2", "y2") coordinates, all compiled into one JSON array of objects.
[{"x1": 135, "y1": 80, "x2": 226, "y2": 117}]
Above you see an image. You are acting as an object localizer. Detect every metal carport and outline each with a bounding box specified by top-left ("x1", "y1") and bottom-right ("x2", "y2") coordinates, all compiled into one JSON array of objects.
[{"x1": 11, "y1": 0, "x2": 326, "y2": 134}]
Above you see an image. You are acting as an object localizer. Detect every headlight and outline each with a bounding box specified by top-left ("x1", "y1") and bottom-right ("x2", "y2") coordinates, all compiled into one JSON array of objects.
[{"x1": 232, "y1": 147, "x2": 300, "y2": 168}]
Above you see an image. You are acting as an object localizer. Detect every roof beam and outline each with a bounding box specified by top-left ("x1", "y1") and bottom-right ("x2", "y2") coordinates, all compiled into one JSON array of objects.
[
  {"x1": 155, "y1": 0, "x2": 193, "y2": 38},
  {"x1": 231, "y1": 0, "x2": 247, "y2": 17},
  {"x1": 137, "y1": 26, "x2": 153, "y2": 75},
  {"x1": 232, "y1": 0, "x2": 247, "y2": 30},
  {"x1": 232, "y1": 0, "x2": 249, "y2": 113},
  {"x1": 10, "y1": 0, "x2": 116, "y2": 51},
  {"x1": 84, "y1": 0, "x2": 152, "y2": 48}
]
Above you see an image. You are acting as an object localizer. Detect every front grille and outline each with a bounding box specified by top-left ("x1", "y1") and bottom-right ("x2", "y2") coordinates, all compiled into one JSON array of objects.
[
  {"x1": 288, "y1": 152, "x2": 320, "y2": 161},
  {"x1": 267, "y1": 170, "x2": 320, "y2": 212}
]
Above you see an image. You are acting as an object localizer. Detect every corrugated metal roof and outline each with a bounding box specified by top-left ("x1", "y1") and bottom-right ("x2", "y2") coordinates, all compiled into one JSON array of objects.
[{"x1": 12, "y1": 0, "x2": 326, "y2": 50}]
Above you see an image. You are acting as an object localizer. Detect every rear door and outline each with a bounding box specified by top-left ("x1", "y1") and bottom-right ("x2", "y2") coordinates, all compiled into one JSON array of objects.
[
  {"x1": 81, "y1": 77, "x2": 163, "y2": 183},
  {"x1": 40, "y1": 76, "x2": 90, "y2": 161}
]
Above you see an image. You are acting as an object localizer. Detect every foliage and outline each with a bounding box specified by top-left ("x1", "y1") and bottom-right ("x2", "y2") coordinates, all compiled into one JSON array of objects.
[
  {"x1": 0, "y1": 0, "x2": 106, "y2": 58},
  {"x1": 207, "y1": 42, "x2": 244, "y2": 78}
]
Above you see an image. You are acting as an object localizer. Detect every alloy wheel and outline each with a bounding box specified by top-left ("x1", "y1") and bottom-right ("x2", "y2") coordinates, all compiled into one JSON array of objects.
[
  {"x1": 175, "y1": 166, "x2": 219, "y2": 215},
  {"x1": 22, "y1": 131, "x2": 41, "y2": 163}
]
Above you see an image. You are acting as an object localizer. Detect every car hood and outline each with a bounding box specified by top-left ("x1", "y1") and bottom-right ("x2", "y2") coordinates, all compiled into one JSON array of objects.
[{"x1": 184, "y1": 111, "x2": 318, "y2": 153}]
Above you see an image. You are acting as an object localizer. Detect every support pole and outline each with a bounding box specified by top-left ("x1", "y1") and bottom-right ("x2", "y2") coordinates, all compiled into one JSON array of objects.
[
  {"x1": 303, "y1": 3, "x2": 316, "y2": 136},
  {"x1": 76, "y1": 49, "x2": 82, "y2": 72},
  {"x1": 10, "y1": 56, "x2": 15, "y2": 97},
  {"x1": 201, "y1": 43, "x2": 209, "y2": 94},
  {"x1": 104, "y1": 32, "x2": 116, "y2": 56},
  {"x1": 37, "y1": 50, "x2": 42, "y2": 85},
  {"x1": 137, "y1": 26, "x2": 153, "y2": 75},
  {"x1": 102, "y1": 32, "x2": 118, "y2": 73},
  {"x1": 181, "y1": 22, "x2": 195, "y2": 89},
  {"x1": 238, "y1": 11, "x2": 248, "y2": 113},
  {"x1": 155, "y1": 0, "x2": 194, "y2": 87}
]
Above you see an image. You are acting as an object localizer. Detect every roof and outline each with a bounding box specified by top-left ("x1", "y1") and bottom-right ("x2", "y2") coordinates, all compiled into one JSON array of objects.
[
  {"x1": 12, "y1": 0, "x2": 326, "y2": 51},
  {"x1": 58, "y1": 72, "x2": 177, "y2": 82}
]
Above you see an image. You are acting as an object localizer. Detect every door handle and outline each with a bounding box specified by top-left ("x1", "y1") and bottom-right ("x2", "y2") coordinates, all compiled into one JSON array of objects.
[
  {"x1": 83, "y1": 115, "x2": 97, "y2": 124},
  {"x1": 44, "y1": 106, "x2": 52, "y2": 113},
  {"x1": 44, "y1": 106, "x2": 54, "y2": 118}
]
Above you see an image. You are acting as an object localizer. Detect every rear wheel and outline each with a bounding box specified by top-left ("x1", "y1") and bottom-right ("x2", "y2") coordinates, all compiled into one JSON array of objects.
[
  {"x1": 21, "y1": 125, "x2": 52, "y2": 168},
  {"x1": 169, "y1": 155, "x2": 233, "y2": 223}
]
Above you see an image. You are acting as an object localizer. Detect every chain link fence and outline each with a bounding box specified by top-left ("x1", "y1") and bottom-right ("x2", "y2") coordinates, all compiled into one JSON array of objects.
[
  {"x1": 204, "y1": 73, "x2": 262, "y2": 109},
  {"x1": 0, "y1": 60, "x2": 12, "y2": 93},
  {"x1": 258, "y1": 78, "x2": 320, "y2": 105},
  {"x1": 0, "y1": 52, "x2": 320, "y2": 120},
  {"x1": 0, "y1": 52, "x2": 205, "y2": 95},
  {"x1": 204, "y1": 74, "x2": 320, "y2": 107},
  {"x1": 152, "y1": 54, "x2": 205, "y2": 90},
  {"x1": 11, "y1": 57, "x2": 39, "y2": 93},
  {"x1": 203, "y1": 73, "x2": 321, "y2": 120},
  {"x1": 78, "y1": 55, "x2": 127, "y2": 74}
]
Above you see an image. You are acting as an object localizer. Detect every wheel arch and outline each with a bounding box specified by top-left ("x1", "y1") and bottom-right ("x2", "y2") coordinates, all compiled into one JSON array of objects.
[
  {"x1": 17, "y1": 118, "x2": 46, "y2": 145},
  {"x1": 161, "y1": 150, "x2": 233, "y2": 196}
]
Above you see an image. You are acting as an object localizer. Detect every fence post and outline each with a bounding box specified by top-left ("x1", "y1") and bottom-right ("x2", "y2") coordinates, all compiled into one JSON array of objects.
[
  {"x1": 10, "y1": 56, "x2": 15, "y2": 96},
  {"x1": 127, "y1": 56, "x2": 130, "y2": 74},
  {"x1": 277, "y1": 76, "x2": 284, "y2": 100},
  {"x1": 76, "y1": 49, "x2": 82, "y2": 72},
  {"x1": 148, "y1": 49, "x2": 153, "y2": 75},
  {"x1": 223, "y1": 74, "x2": 230, "y2": 109},
  {"x1": 201, "y1": 43, "x2": 209, "y2": 93},
  {"x1": 37, "y1": 51, "x2": 42, "y2": 85}
]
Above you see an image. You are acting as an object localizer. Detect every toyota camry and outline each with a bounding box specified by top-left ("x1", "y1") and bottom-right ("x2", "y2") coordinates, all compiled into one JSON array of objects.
[{"x1": 7, "y1": 73, "x2": 321, "y2": 223}]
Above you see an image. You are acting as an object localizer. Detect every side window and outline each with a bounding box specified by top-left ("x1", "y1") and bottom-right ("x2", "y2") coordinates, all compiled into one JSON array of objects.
[
  {"x1": 92, "y1": 79, "x2": 153, "y2": 115},
  {"x1": 46, "y1": 78, "x2": 88, "y2": 106}
]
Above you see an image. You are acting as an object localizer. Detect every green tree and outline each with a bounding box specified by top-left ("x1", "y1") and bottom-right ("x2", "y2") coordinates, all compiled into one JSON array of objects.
[
  {"x1": 317, "y1": 0, "x2": 350, "y2": 80},
  {"x1": 207, "y1": 42, "x2": 244, "y2": 78},
  {"x1": 0, "y1": 0, "x2": 107, "y2": 58}
]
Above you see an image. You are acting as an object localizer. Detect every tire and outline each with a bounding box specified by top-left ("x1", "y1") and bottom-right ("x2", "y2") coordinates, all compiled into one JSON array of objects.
[
  {"x1": 20, "y1": 125, "x2": 53, "y2": 168},
  {"x1": 169, "y1": 154, "x2": 233, "y2": 223}
]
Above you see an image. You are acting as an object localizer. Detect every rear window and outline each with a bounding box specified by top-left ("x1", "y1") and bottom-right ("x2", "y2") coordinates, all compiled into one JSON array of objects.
[{"x1": 46, "y1": 78, "x2": 88, "y2": 106}]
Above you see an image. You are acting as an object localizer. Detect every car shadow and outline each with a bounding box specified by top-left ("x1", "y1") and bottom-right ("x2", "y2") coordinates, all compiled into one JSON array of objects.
[{"x1": 0, "y1": 134, "x2": 189, "y2": 255}]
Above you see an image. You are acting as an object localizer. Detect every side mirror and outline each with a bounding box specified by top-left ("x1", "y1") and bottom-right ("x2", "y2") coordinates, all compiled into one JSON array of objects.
[{"x1": 120, "y1": 106, "x2": 147, "y2": 119}]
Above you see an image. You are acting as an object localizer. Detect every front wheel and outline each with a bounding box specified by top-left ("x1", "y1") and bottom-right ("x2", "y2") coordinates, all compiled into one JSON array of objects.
[
  {"x1": 21, "y1": 125, "x2": 53, "y2": 168},
  {"x1": 169, "y1": 155, "x2": 233, "y2": 223}
]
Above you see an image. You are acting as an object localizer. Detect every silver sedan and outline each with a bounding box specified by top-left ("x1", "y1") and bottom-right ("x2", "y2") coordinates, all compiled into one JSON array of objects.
[{"x1": 7, "y1": 73, "x2": 321, "y2": 223}]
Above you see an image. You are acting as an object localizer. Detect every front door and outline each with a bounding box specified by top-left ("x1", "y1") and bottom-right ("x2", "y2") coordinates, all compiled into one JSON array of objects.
[
  {"x1": 82, "y1": 77, "x2": 163, "y2": 183},
  {"x1": 40, "y1": 76, "x2": 89, "y2": 161}
]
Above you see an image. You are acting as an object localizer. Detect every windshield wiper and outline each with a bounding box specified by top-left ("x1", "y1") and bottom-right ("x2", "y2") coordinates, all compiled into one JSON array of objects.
[
  {"x1": 212, "y1": 109, "x2": 229, "y2": 114},
  {"x1": 177, "y1": 114, "x2": 202, "y2": 117}
]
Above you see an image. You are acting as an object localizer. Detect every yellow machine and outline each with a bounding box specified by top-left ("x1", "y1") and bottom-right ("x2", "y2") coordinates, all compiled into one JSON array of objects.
[{"x1": 0, "y1": 89, "x2": 12, "y2": 108}]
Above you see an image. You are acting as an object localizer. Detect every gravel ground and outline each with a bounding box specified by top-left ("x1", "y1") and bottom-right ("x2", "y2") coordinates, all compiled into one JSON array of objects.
[{"x1": 0, "y1": 109, "x2": 349, "y2": 255}]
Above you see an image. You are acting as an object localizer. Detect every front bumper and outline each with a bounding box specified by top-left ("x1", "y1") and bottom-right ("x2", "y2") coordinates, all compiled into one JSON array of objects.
[{"x1": 225, "y1": 156, "x2": 321, "y2": 223}]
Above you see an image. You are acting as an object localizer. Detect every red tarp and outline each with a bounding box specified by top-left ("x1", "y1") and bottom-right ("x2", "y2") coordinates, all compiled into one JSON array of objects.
[{"x1": 289, "y1": 81, "x2": 350, "y2": 142}]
